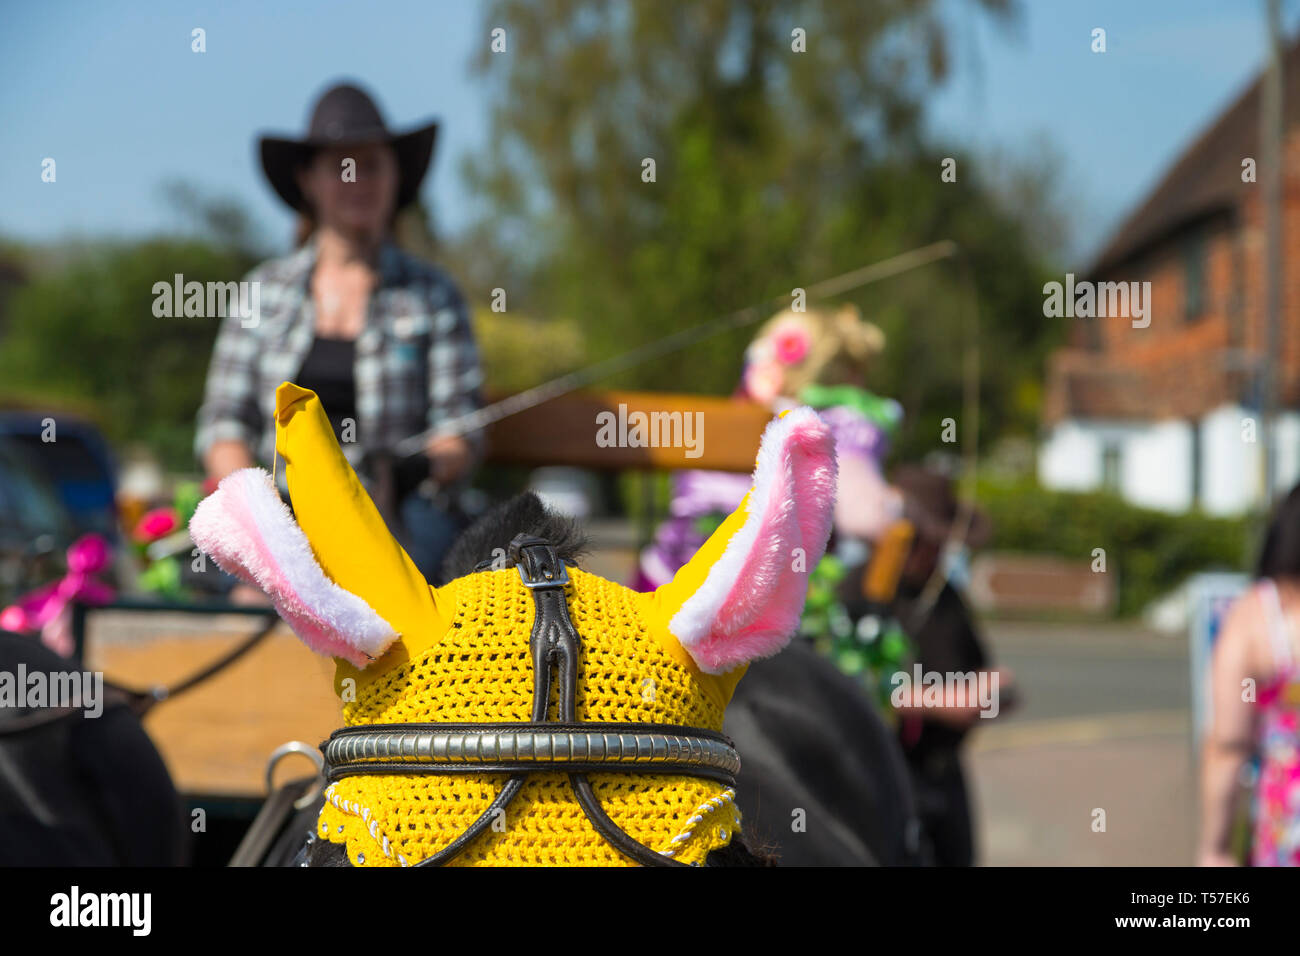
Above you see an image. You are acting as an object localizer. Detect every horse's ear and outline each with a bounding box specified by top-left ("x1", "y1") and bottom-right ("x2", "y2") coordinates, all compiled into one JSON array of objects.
[
  {"x1": 651, "y1": 407, "x2": 836, "y2": 674},
  {"x1": 189, "y1": 468, "x2": 397, "y2": 669}
]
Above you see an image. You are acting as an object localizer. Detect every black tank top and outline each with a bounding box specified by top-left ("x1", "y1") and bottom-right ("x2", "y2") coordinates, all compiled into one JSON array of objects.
[
  {"x1": 296, "y1": 337, "x2": 357, "y2": 441},
  {"x1": 296, "y1": 336, "x2": 427, "y2": 501}
]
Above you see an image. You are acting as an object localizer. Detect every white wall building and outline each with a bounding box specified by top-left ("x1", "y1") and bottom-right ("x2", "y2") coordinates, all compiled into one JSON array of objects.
[{"x1": 1039, "y1": 406, "x2": 1300, "y2": 515}]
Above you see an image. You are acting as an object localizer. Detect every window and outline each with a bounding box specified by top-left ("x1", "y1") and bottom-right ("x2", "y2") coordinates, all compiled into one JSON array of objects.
[
  {"x1": 1101, "y1": 441, "x2": 1122, "y2": 492},
  {"x1": 1184, "y1": 233, "x2": 1206, "y2": 321},
  {"x1": 1190, "y1": 419, "x2": 1202, "y2": 508}
]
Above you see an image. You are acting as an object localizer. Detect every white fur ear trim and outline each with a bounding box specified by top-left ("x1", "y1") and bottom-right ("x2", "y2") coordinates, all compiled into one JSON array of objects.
[{"x1": 189, "y1": 468, "x2": 397, "y2": 668}]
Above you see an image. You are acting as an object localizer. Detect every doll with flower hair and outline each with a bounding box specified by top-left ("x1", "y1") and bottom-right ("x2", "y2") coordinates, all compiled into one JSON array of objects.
[
  {"x1": 636, "y1": 304, "x2": 911, "y2": 699},
  {"x1": 743, "y1": 304, "x2": 903, "y2": 543},
  {"x1": 639, "y1": 303, "x2": 902, "y2": 587}
]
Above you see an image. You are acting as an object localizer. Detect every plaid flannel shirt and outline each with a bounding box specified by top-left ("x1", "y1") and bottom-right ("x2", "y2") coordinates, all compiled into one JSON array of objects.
[{"x1": 194, "y1": 237, "x2": 484, "y2": 475}]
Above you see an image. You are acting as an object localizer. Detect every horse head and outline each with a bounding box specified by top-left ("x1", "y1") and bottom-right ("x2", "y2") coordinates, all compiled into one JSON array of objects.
[{"x1": 191, "y1": 383, "x2": 836, "y2": 866}]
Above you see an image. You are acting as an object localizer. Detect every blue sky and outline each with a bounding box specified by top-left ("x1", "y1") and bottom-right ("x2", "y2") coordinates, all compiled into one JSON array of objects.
[{"x1": 1, "y1": 0, "x2": 1294, "y2": 263}]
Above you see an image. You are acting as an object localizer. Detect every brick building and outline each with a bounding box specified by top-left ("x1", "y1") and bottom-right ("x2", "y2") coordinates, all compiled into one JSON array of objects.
[{"x1": 1040, "y1": 42, "x2": 1300, "y2": 515}]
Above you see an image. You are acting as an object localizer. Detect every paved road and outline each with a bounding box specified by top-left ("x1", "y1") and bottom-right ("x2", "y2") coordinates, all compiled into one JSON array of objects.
[{"x1": 967, "y1": 618, "x2": 1196, "y2": 865}]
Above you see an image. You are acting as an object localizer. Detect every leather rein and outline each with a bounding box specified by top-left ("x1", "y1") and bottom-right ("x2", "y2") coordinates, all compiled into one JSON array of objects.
[{"x1": 319, "y1": 534, "x2": 740, "y2": 867}]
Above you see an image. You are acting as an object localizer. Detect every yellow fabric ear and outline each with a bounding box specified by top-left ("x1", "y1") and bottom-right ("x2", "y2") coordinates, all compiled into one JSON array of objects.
[
  {"x1": 274, "y1": 382, "x2": 449, "y2": 691},
  {"x1": 643, "y1": 492, "x2": 752, "y2": 708},
  {"x1": 649, "y1": 491, "x2": 751, "y2": 626}
]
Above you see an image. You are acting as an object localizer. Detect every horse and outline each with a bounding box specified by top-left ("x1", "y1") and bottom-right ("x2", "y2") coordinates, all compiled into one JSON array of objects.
[
  {"x1": 243, "y1": 491, "x2": 921, "y2": 867},
  {"x1": 725, "y1": 638, "x2": 924, "y2": 865},
  {"x1": 190, "y1": 382, "x2": 853, "y2": 866}
]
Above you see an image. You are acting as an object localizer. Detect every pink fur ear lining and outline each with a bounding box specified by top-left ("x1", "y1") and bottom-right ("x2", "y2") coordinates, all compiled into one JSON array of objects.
[
  {"x1": 188, "y1": 468, "x2": 397, "y2": 669},
  {"x1": 669, "y1": 407, "x2": 836, "y2": 674}
]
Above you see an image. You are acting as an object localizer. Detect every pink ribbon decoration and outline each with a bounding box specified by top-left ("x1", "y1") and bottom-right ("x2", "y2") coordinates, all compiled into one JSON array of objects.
[{"x1": 0, "y1": 534, "x2": 115, "y2": 656}]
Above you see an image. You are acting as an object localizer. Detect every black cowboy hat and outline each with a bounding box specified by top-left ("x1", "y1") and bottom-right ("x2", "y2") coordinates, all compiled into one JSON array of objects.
[{"x1": 258, "y1": 82, "x2": 438, "y2": 214}]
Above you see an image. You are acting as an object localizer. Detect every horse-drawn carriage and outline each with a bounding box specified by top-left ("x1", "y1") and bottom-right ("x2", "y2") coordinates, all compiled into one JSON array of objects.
[{"x1": 7, "y1": 245, "x2": 969, "y2": 865}]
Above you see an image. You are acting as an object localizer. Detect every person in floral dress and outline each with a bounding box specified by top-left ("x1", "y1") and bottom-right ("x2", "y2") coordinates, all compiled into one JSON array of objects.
[{"x1": 1201, "y1": 484, "x2": 1300, "y2": 866}]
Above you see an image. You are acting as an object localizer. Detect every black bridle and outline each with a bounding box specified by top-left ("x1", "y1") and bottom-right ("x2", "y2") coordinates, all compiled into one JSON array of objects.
[{"x1": 320, "y1": 533, "x2": 740, "y2": 867}]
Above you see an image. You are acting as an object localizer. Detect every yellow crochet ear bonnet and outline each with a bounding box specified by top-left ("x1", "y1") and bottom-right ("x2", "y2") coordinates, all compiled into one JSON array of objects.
[{"x1": 189, "y1": 382, "x2": 836, "y2": 866}]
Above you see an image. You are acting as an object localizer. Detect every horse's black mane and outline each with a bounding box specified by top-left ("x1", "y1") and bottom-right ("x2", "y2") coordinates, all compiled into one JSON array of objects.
[{"x1": 438, "y1": 492, "x2": 590, "y2": 583}]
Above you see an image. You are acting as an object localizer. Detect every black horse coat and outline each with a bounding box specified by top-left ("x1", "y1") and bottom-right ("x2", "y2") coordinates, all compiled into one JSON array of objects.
[
  {"x1": 724, "y1": 638, "x2": 923, "y2": 866},
  {"x1": 0, "y1": 632, "x2": 188, "y2": 866}
]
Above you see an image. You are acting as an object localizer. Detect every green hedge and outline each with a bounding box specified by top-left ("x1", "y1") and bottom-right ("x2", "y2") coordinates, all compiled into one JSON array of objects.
[
  {"x1": 974, "y1": 480, "x2": 1258, "y2": 616},
  {"x1": 0, "y1": 239, "x2": 257, "y2": 470}
]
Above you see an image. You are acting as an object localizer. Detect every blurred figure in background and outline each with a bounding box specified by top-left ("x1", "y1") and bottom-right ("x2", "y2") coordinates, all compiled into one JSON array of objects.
[
  {"x1": 195, "y1": 82, "x2": 483, "y2": 580},
  {"x1": 633, "y1": 304, "x2": 928, "y2": 864},
  {"x1": 1201, "y1": 484, "x2": 1300, "y2": 866},
  {"x1": 889, "y1": 466, "x2": 1014, "y2": 866}
]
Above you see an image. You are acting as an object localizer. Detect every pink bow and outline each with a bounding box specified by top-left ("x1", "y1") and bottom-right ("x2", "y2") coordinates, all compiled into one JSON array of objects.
[{"x1": 0, "y1": 534, "x2": 115, "y2": 656}]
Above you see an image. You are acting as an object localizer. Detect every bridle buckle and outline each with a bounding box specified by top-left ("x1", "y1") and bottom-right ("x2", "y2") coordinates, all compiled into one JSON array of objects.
[{"x1": 510, "y1": 533, "x2": 570, "y2": 588}]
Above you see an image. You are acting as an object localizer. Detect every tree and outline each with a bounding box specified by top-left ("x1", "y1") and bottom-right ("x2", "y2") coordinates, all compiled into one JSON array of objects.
[
  {"x1": 0, "y1": 239, "x2": 257, "y2": 469},
  {"x1": 460, "y1": 0, "x2": 1054, "y2": 459}
]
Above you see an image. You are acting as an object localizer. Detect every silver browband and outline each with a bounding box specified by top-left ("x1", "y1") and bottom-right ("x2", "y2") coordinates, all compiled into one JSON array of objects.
[{"x1": 322, "y1": 726, "x2": 741, "y2": 781}]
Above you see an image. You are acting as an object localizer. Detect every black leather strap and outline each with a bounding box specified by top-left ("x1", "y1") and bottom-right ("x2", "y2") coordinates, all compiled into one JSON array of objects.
[
  {"x1": 409, "y1": 776, "x2": 528, "y2": 867},
  {"x1": 510, "y1": 534, "x2": 691, "y2": 867}
]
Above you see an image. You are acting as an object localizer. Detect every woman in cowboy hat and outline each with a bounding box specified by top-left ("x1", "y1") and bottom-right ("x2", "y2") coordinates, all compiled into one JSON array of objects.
[{"x1": 195, "y1": 82, "x2": 483, "y2": 580}]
